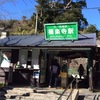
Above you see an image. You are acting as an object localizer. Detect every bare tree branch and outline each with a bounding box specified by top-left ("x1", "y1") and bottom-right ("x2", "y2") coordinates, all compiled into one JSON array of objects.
[
  {"x1": 0, "y1": 0, "x2": 13, "y2": 5},
  {"x1": 0, "y1": 0, "x2": 16, "y2": 5},
  {"x1": 10, "y1": 0, "x2": 16, "y2": 5},
  {"x1": 22, "y1": 0, "x2": 27, "y2": 6},
  {"x1": 0, "y1": 0, "x2": 16, "y2": 18},
  {"x1": 64, "y1": 0, "x2": 72, "y2": 9}
]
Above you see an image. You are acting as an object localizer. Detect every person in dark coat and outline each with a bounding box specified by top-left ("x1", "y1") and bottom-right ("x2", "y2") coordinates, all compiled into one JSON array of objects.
[
  {"x1": 49, "y1": 59, "x2": 60, "y2": 88},
  {"x1": 78, "y1": 64, "x2": 84, "y2": 79}
]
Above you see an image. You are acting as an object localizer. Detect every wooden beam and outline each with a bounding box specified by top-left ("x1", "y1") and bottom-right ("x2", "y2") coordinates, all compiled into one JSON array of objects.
[{"x1": 88, "y1": 50, "x2": 93, "y2": 91}]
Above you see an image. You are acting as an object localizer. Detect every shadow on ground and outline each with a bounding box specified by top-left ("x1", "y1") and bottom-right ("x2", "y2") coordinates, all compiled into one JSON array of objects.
[
  {"x1": 78, "y1": 95, "x2": 85, "y2": 100},
  {"x1": 0, "y1": 86, "x2": 13, "y2": 100}
]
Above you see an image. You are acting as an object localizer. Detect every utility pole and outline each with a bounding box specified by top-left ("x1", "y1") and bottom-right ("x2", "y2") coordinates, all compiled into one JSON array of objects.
[{"x1": 34, "y1": 11, "x2": 38, "y2": 34}]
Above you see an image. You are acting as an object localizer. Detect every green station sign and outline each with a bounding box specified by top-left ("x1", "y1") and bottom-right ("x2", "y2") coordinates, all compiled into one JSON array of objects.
[{"x1": 44, "y1": 22, "x2": 78, "y2": 40}]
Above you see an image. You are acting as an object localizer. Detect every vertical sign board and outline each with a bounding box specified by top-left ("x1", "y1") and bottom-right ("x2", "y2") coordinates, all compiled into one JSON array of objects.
[{"x1": 44, "y1": 22, "x2": 78, "y2": 40}]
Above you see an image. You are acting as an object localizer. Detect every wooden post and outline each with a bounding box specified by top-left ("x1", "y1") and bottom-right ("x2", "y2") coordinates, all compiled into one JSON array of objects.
[
  {"x1": 88, "y1": 50, "x2": 93, "y2": 91},
  {"x1": 89, "y1": 67, "x2": 93, "y2": 91},
  {"x1": 8, "y1": 64, "x2": 13, "y2": 86}
]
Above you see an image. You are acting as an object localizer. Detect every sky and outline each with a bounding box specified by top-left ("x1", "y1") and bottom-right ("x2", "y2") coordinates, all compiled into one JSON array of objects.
[
  {"x1": 0, "y1": 0, "x2": 37, "y2": 20},
  {"x1": 82, "y1": 0, "x2": 100, "y2": 30},
  {"x1": 0, "y1": 0, "x2": 100, "y2": 30}
]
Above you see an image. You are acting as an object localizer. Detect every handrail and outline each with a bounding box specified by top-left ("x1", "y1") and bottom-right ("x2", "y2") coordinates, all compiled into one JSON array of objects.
[
  {"x1": 66, "y1": 81, "x2": 77, "y2": 100},
  {"x1": 58, "y1": 75, "x2": 78, "y2": 100}
]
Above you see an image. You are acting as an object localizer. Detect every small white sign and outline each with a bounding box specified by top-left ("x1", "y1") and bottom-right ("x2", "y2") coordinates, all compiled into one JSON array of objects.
[{"x1": 33, "y1": 65, "x2": 39, "y2": 69}]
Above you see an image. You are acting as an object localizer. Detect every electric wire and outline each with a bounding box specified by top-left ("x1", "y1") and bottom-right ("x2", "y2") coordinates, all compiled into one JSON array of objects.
[
  {"x1": 1, "y1": 0, "x2": 100, "y2": 18},
  {"x1": 1, "y1": 6, "x2": 100, "y2": 19},
  {"x1": 0, "y1": 0, "x2": 35, "y2": 19},
  {"x1": 0, "y1": 0, "x2": 100, "y2": 20}
]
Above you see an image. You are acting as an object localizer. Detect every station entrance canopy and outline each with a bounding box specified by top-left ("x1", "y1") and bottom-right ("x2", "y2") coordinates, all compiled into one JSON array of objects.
[{"x1": 0, "y1": 33, "x2": 96, "y2": 48}]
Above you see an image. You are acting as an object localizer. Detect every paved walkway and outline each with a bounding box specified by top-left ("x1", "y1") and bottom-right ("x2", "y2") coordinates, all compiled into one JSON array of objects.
[
  {"x1": 0, "y1": 86, "x2": 100, "y2": 100},
  {"x1": 78, "y1": 89, "x2": 100, "y2": 100}
]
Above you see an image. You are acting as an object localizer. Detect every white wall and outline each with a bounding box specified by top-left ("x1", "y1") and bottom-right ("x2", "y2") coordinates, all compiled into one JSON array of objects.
[{"x1": 32, "y1": 49, "x2": 40, "y2": 69}]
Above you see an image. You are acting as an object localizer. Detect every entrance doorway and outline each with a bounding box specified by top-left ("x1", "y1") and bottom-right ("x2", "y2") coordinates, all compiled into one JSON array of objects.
[{"x1": 45, "y1": 50, "x2": 90, "y2": 89}]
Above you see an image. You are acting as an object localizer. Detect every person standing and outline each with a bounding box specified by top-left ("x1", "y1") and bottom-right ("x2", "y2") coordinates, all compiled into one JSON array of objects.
[
  {"x1": 61, "y1": 62, "x2": 68, "y2": 72},
  {"x1": 61, "y1": 61, "x2": 68, "y2": 88},
  {"x1": 49, "y1": 59, "x2": 60, "y2": 88},
  {"x1": 78, "y1": 64, "x2": 84, "y2": 79}
]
